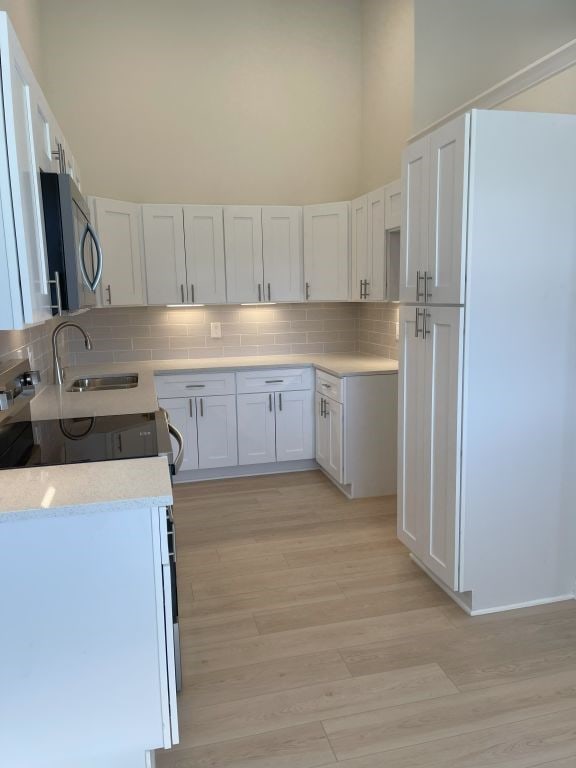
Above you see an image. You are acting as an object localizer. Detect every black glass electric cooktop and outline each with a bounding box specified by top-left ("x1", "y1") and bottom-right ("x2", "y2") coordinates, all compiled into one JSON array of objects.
[{"x1": 0, "y1": 412, "x2": 163, "y2": 470}]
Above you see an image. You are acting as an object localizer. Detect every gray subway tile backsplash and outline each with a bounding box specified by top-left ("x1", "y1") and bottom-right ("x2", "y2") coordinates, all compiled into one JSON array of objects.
[{"x1": 54, "y1": 302, "x2": 399, "y2": 367}]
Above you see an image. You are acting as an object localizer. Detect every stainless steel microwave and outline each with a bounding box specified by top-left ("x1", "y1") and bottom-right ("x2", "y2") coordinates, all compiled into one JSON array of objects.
[{"x1": 40, "y1": 172, "x2": 103, "y2": 314}]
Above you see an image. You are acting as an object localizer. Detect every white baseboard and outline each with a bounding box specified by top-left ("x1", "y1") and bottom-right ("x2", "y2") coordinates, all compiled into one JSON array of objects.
[
  {"x1": 469, "y1": 593, "x2": 575, "y2": 616},
  {"x1": 410, "y1": 554, "x2": 575, "y2": 616},
  {"x1": 174, "y1": 459, "x2": 318, "y2": 484}
]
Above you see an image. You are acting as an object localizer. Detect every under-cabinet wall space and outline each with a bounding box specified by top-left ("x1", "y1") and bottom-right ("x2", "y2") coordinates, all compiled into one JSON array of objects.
[{"x1": 65, "y1": 303, "x2": 360, "y2": 366}]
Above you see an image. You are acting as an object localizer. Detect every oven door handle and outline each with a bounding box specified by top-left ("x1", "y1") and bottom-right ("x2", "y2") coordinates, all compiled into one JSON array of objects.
[{"x1": 167, "y1": 422, "x2": 184, "y2": 474}]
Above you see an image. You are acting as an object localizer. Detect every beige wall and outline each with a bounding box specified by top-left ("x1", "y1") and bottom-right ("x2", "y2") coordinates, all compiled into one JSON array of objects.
[
  {"x1": 414, "y1": 0, "x2": 576, "y2": 132},
  {"x1": 0, "y1": 0, "x2": 42, "y2": 78},
  {"x1": 498, "y1": 65, "x2": 576, "y2": 114},
  {"x1": 359, "y1": 0, "x2": 413, "y2": 192},
  {"x1": 39, "y1": 0, "x2": 363, "y2": 205}
]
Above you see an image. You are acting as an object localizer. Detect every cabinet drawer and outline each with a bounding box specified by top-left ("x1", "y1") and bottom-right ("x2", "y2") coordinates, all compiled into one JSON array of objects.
[
  {"x1": 236, "y1": 368, "x2": 313, "y2": 394},
  {"x1": 155, "y1": 372, "x2": 236, "y2": 398},
  {"x1": 315, "y1": 370, "x2": 344, "y2": 403}
]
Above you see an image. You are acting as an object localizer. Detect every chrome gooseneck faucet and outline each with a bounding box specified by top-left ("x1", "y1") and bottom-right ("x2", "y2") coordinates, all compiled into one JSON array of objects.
[{"x1": 52, "y1": 322, "x2": 93, "y2": 385}]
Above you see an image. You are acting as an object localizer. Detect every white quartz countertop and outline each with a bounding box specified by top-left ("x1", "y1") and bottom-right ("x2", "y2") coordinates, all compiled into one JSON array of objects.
[
  {"x1": 31, "y1": 354, "x2": 398, "y2": 420},
  {"x1": 0, "y1": 457, "x2": 173, "y2": 521},
  {"x1": 5, "y1": 353, "x2": 396, "y2": 519}
]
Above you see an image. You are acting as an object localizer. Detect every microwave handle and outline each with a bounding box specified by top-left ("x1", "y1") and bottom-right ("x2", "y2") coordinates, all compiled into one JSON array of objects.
[{"x1": 79, "y1": 222, "x2": 104, "y2": 293}]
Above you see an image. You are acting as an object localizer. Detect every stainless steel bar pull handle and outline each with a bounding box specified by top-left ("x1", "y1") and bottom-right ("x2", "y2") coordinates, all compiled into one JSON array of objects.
[
  {"x1": 265, "y1": 380, "x2": 283, "y2": 384},
  {"x1": 364, "y1": 280, "x2": 370, "y2": 298},
  {"x1": 191, "y1": 284, "x2": 195, "y2": 304},
  {"x1": 416, "y1": 270, "x2": 425, "y2": 301},
  {"x1": 268, "y1": 393, "x2": 273, "y2": 412},
  {"x1": 424, "y1": 310, "x2": 431, "y2": 338},
  {"x1": 49, "y1": 271, "x2": 63, "y2": 315},
  {"x1": 200, "y1": 397, "x2": 204, "y2": 417},
  {"x1": 189, "y1": 399, "x2": 194, "y2": 417},
  {"x1": 267, "y1": 283, "x2": 271, "y2": 301},
  {"x1": 185, "y1": 384, "x2": 205, "y2": 389},
  {"x1": 258, "y1": 283, "x2": 262, "y2": 302},
  {"x1": 180, "y1": 284, "x2": 185, "y2": 303},
  {"x1": 305, "y1": 282, "x2": 310, "y2": 300},
  {"x1": 320, "y1": 397, "x2": 324, "y2": 417},
  {"x1": 106, "y1": 284, "x2": 112, "y2": 305},
  {"x1": 278, "y1": 392, "x2": 282, "y2": 411},
  {"x1": 414, "y1": 308, "x2": 423, "y2": 338},
  {"x1": 425, "y1": 272, "x2": 432, "y2": 303}
]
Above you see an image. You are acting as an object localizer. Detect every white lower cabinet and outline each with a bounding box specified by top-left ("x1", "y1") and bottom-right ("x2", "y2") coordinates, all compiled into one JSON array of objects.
[
  {"x1": 159, "y1": 394, "x2": 237, "y2": 471},
  {"x1": 276, "y1": 389, "x2": 315, "y2": 461},
  {"x1": 315, "y1": 370, "x2": 397, "y2": 498},
  {"x1": 315, "y1": 391, "x2": 343, "y2": 483},
  {"x1": 196, "y1": 394, "x2": 238, "y2": 468},
  {"x1": 237, "y1": 392, "x2": 277, "y2": 465},
  {"x1": 397, "y1": 305, "x2": 463, "y2": 590},
  {"x1": 237, "y1": 388, "x2": 314, "y2": 466}
]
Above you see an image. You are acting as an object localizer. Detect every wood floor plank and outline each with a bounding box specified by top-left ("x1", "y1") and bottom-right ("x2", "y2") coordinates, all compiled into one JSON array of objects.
[
  {"x1": 179, "y1": 615, "x2": 259, "y2": 647},
  {"x1": 184, "y1": 607, "x2": 453, "y2": 674},
  {"x1": 317, "y1": 707, "x2": 576, "y2": 768},
  {"x1": 253, "y1": 580, "x2": 450, "y2": 635},
  {"x1": 339, "y1": 608, "x2": 576, "y2": 685},
  {"x1": 180, "y1": 582, "x2": 345, "y2": 623},
  {"x1": 191, "y1": 553, "x2": 419, "y2": 599},
  {"x1": 180, "y1": 552, "x2": 288, "y2": 578},
  {"x1": 156, "y1": 723, "x2": 335, "y2": 768},
  {"x1": 323, "y1": 668, "x2": 576, "y2": 760},
  {"x1": 178, "y1": 664, "x2": 457, "y2": 748},
  {"x1": 282, "y1": 538, "x2": 405, "y2": 567},
  {"x1": 182, "y1": 650, "x2": 351, "y2": 706}
]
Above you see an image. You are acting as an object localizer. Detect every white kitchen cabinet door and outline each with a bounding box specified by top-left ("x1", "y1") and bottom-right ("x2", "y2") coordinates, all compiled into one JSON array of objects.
[
  {"x1": 31, "y1": 92, "x2": 55, "y2": 173},
  {"x1": 397, "y1": 306, "x2": 428, "y2": 557},
  {"x1": 262, "y1": 206, "x2": 303, "y2": 302},
  {"x1": 196, "y1": 394, "x2": 238, "y2": 469},
  {"x1": 421, "y1": 306, "x2": 463, "y2": 590},
  {"x1": 142, "y1": 205, "x2": 187, "y2": 305},
  {"x1": 183, "y1": 205, "x2": 226, "y2": 305},
  {"x1": 351, "y1": 195, "x2": 368, "y2": 301},
  {"x1": 158, "y1": 397, "x2": 199, "y2": 473},
  {"x1": 384, "y1": 179, "x2": 401, "y2": 230},
  {"x1": 303, "y1": 203, "x2": 350, "y2": 301},
  {"x1": 224, "y1": 206, "x2": 263, "y2": 303},
  {"x1": 276, "y1": 389, "x2": 314, "y2": 462},
  {"x1": 315, "y1": 393, "x2": 343, "y2": 483},
  {"x1": 400, "y1": 137, "x2": 429, "y2": 304},
  {"x1": 92, "y1": 198, "x2": 144, "y2": 306},
  {"x1": 237, "y1": 392, "x2": 277, "y2": 465},
  {"x1": 427, "y1": 114, "x2": 469, "y2": 305},
  {"x1": 366, "y1": 187, "x2": 386, "y2": 301},
  {"x1": 0, "y1": 20, "x2": 51, "y2": 327}
]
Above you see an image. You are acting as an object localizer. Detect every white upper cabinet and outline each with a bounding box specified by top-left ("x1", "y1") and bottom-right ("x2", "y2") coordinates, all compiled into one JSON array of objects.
[
  {"x1": 92, "y1": 198, "x2": 145, "y2": 306},
  {"x1": 224, "y1": 206, "x2": 264, "y2": 303},
  {"x1": 366, "y1": 187, "x2": 386, "y2": 301},
  {"x1": 303, "y1": 202, "x2": 350, "y2": 301},
  {"x1": 262, "y1": 206, "x2": 303, "y2": 302},
  {"x1": 0, "y1": 16, "x2": 51, "y2": 328},
  {"x1": 427, "y1": 114, "x2": 470, "y2": 305},
  {"x1": 351, "y1": 195, "x2": 368, "y2": 302},
  {"x1": 400, "y1": 137, "x2": 429, "y2": 304},
  {"x1": 183, "y1": 205, "x2": 226, "y2": 305},
  {"x1": 142, "y1": 205, "x2": 187, "y2": 305},
  {"x1": 400, "y1": 114, "x2": 469, "y2": 305},
  {"x1": 352, "y1": 190, "x2": 386, "y2": 302},
  {"x1": 384, "y1": 179, "x2": 401, "y2": 230}
]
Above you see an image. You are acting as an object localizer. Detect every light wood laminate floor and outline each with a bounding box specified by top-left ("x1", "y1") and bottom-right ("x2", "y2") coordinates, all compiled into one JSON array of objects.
[{"x1": 156, "y1": 471, "x2": 576, "y2": 768}]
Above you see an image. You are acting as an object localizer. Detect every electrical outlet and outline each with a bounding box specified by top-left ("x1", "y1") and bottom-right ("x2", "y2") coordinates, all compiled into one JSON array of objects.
[{"x1": 211, "y1": 322, "x2": 222, "y2": 339}]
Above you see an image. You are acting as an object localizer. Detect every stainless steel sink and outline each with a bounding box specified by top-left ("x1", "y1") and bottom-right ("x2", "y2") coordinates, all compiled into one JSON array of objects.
[{"x1": 66, "y1": 374, "x2": 139, "y2": 393}]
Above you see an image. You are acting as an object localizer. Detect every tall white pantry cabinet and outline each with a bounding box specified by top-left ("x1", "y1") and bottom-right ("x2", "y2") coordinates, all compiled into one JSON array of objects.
[{"x1": 398, "y1": 109, "x2": 576, "y2": 614}]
